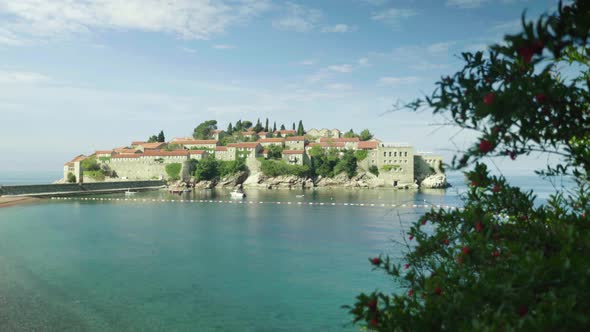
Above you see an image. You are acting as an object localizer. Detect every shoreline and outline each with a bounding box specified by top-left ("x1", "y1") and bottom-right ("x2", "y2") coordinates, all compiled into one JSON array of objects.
[{"x1": 0, "y1": 197, "x2": 41, "y2": 209}]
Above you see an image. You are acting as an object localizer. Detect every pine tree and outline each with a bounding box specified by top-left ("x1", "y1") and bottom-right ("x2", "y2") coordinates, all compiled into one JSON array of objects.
[
  {"x1": 280, "y1": 124, "x2": 286, "y2": 130},
  {"x1": 227, "y1": 122, "x2": 233, "y2": 134},
  {"x1": 157, "y1": 130, "x2": 165, "y2": 142},
  {"x1": 292, "y1": 122, "x2": 296, "y2": 130},
  {"x1": 236, "y1": 120, "x2": 242, "y2": 132},
  {"x1": 273, "y1": 122, "x2": 277, "y2": 132},
  {"x1": 265, "y1": 118, "x2": 269, "y2": 132},
  {"x1": 297, "y1": 120, "x2": 304, "y2": 136}
]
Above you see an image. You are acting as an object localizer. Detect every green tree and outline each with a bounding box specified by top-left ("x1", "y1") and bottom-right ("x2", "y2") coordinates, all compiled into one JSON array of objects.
[
  {"x1": 253, "y1": 118, "x2": 264, "y2": 132},
  {"x1": 349, "y1": 2, "x2": 590, "y2": 331},
  {"x1": 193, "y1": 120, "x2": 217, "y2": 140},
  {"x1": 297, "y1": 120, "x2": 305, "y2": 136},
  {"x1": 165, "y1": 163, "x2": 182, "y2": 181},
  {"x1": 273, "y1": 122, "x2": 277, "y2": 132},
  {"x1": 147, "y1": 135, "x2": 158, "y2": 143},
  {"x1": 359, "y1": 129, "x2": 373, "y2": 141},
  {"x1": 280, "y1": 124, "x2": 286, "y2": 130},
  {"x1": 267, "y1": 145, "x2": 283, "y2": 159},
  {"x1": 227, "y1": 122, "x2": 233, "y2": 134},
  {"x1": 81, "y1": 157, "x2": 101, "y2": 171},
  {"x1": 242, "y1": 120, "x2": 253, "y2": 130},
  {"x1": 265, "y1": 118, "x2": 269, "y2": 132},
  {"x1": 194, "y1": 157, "x2": 219, "y2": 181},
  {"x1": 354, "y1": 149, "x2": 368, "y2": 161},
  {"x1": 235, "y1": 120, "x2": 243, "y2": 132},
  {"x1": 334, "y1": 150, "x2": 357, "y2": 178},
  {"x1": 368, "y1": 165, "x2": 379, "y2": 177},
  {"x1": 157, "y1": 130, "x2": 165, "y2": 142},
  {"x1": 342, "y1": 129, "x2": 358, "y2": 138},
  {"x1": 67, "y1": 172, "x2": 76, "y2": 183}
]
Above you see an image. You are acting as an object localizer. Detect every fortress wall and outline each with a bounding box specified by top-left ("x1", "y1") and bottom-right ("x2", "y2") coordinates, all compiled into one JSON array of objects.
[
  {"x1": 0, "y1": 181, "x2": 165, "y2": 196},
  {"x1": 105, "y1": 159, "x2": 186, "y2": 181}
]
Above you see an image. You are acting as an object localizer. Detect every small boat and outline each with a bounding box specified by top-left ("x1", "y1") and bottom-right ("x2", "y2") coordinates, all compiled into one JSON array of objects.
[
  {"x1": 125, "y1": 189, "x2": 136, "y2": 195},
  {"x1": 230, "y1": 189, "x2": 246, "y2": 198},
  {"x1": 296, "y1": 194, "x2": 305, "y2": 198}
]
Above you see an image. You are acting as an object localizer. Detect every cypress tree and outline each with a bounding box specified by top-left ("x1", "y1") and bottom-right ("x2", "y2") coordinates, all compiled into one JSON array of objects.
[
  {"x1": 265, "y1": 118, "x2": 269, "y2": 132},
  {"x1": 157, "y1": 130, "x2": 165, "y2": 142},
  {"x1": 280, "y1": 124, "x2": 286, "y2": 130},
  {"x1": 292, "y1": 122, "x2": 296, "y2": 130},
  {"x1": 273, "y1": 122, "x2": 277, "y2": 132},
  {"x1": 297, "y1": 120, "x2": 304, "y2": 136},
  {"x1": 227, "y1": 122, "x2": 233, "y2": 134}
]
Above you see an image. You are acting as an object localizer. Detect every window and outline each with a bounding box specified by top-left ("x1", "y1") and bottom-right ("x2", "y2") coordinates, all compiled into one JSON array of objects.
[
  {"x1": 394, "y1": 151, "x2": 397, "y2": 157},
  {"x1": 383, "y1": 152, "x2": 386, "y2": 157},
  {"x1": 389, "y1": 152, "x2": 392, "y2": 157},
  {"x1": 371, "y1": 160, "x2": 375, "y2": 164},
  {"x1": 404, "y1": 152, "x2": 408, "y2": 157}
]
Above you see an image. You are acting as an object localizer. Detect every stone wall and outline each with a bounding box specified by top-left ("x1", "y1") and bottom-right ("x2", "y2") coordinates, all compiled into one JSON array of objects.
[
  {"x1": 104, "y1": 159, "x2": 186, "y2": 181},
  {"x1": 0, "y1": 181, "x2": 165, "y2": 197}
]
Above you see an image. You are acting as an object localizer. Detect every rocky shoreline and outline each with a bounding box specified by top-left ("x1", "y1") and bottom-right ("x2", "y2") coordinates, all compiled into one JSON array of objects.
[{"x1": 177, "y1": 171, "x2": 449, "y2": 190}]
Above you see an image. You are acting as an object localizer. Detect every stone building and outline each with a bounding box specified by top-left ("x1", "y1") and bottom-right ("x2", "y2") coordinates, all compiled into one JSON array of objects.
[
  {"x1": 258, "y1": 137, "x2": 285, "y2": 148},
  {"x1": 364, "y1": 143, "x2": 415, "y2": 186},
  {"x1": 306, "y1": 128, "x2": 341, "y2": 139},
  {"x1": 274, "y1": 129, "x2": 296, "y2": 137},
  {"x1": 319, "y1": 137, "x2": 360, "y2": 149},
  {"x1": 282, "y1": 150, "x2": 309, "y2": 166},
  {"x1": 227, "y1": 142, "x2": 263, "y2": 160},
  {"x1": 171, "y1": 139, "x2": 219, "y2": 150},
  {"x1": 63, "y1": 155, "x2": 86, "y2": 183},
  {"x1": 285, "y1": 136, "x2": 306, "y2": 150},
  {"x1": 214, "y1": 146, "x2": 233, "y2": 161}
]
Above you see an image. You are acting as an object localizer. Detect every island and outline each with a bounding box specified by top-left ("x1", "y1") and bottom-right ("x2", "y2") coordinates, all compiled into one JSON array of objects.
[{"x1": 60, "y1": 120, "x2": 448, "y2": 190}]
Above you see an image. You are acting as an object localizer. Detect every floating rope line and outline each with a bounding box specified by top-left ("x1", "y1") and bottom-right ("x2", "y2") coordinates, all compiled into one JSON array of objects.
[{"x1": 49, "y1": 196, "x2": 463, "y2": 210}]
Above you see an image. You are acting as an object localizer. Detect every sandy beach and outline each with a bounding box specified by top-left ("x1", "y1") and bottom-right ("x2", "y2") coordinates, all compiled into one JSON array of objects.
[{"x1": 0, "y1": 197, "x2": 41, "y2": 208}]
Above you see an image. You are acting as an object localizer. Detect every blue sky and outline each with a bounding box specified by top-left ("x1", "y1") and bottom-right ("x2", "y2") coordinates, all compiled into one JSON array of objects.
[{"x1": 0, "y1": 0, "x2": 563, "y2": 174}]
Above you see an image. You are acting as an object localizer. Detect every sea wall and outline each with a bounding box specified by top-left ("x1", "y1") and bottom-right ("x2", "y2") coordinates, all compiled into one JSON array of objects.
[
  {"x1": 104, "y1": 159, "x2": 186, "y2": 181},
  {"x1": 0, "y1": 180, "x2": 166, "y2": 197}
]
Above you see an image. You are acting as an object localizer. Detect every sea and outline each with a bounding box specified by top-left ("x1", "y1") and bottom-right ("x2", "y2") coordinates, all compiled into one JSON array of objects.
[{"x1": 0, "y1": 171, "x2": 573, "y2": 331}]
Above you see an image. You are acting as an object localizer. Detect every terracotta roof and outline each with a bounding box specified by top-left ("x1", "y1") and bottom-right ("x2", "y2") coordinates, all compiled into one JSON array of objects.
[
  {"x1": 241, "y1": 131, "x2": 256, "y2": 135},
  {"x1": 64, "y1": 154, "x2": 87, "y2": 166},
  {"x1": 114, "y1": 148, "x2": 141, "y2": 154},
  {"x1": 215, "y1": 146, "x2": 228, "y2": 151},
  {"x1": 357, "y1": 141, "x2": 379, "y2": 149},
  {"x1": 112, "y1": 154, "x2": 141, "y2": 159},
  {"x1": 173, "y1": 139, "x2": 218, "y2": 145},
  {"x1": 258, "y1": 138, "x2": 284, "y2": 143},
  {"x1": 138, "y1": 142, "x2": 166, "y2": 149},
  {"x1": 171, "y1": 137, "x2": 193, "y2": 142},
  {"x1": 228, "y1": 142, "x2": 260, "y2": 149},
  {"x1": 188, "y1": 150, "x2": 206, "y2": 155},
  {"x1": 274, "y1": 129, "x2": 296, "y2": 135},
  {"x1": 320, "y1": 137, "x2": 360, "y2": 143},
  {"x1": 308, "y1": 142, "x2": 345, "y2": 148},
  {"x1": 131, "y1": 141, "x2": 146, "y2": 146},
  {"x1": 258, "y1": 131, "x2": 268, "y2": 135},
  {"x1": 143, "y1": 150, "x2": 189, "y2": 157},
  {"x1": 283, "y1": 150, "x2": 305, "y2": 155},
  {"x1": 285, "y1": 136, "x2": 305, "y2": 141},
  {"x1": 95, "y1": 150, "x2": 113, "y2": 155}
]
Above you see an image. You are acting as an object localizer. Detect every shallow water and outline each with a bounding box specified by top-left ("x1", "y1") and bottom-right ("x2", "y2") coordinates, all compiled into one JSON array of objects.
[{"x1": 0, "y1": 173, "x2": 572, "y2": 331}]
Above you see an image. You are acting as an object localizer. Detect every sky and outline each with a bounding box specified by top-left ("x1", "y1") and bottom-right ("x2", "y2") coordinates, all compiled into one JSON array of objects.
[{"x1": 0, "y1": 0, "x2": 565, "y2": 175}]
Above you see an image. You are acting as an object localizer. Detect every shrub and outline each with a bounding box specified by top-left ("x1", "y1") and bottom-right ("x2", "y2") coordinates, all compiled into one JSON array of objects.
[
  {"x1": 81, "y1": 157, "x2": 100, "y2": 171},
  {"x1": 368, "y1": 165, "x2": 379, "y2": 177},
  {"x1": 267, "y1": 145, "x2": 283, "y2": 159},
  {"x1": 219, "y1": 158, "x2": 248, "y2": 177},
  {"x1": 260, "y1": 159, "x2": 310, "y2": 178},
  {"x1": 84, "y1": 170, "x2": 105, "y2": 181},
  {"x1": 165, "y1": 163, "x2": 182, "y2": 180},
  {"x1": 334, "y1": 150, "x2": 358, "y2": 178},
  {"x1": 348, "y1": 2, "x2": 590, "y2": 331},
  {"x1": 67, "y1": 172, "x2": 76, "y2": 183},
  {"x1": 354, "y1": 150, "x2": 368, "y2": 161}
]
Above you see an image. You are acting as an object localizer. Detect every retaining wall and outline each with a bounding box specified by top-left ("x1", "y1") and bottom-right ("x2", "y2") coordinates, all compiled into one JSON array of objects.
[{"x1": 0, "y1": 180, "x2": 166, "y2": 197}]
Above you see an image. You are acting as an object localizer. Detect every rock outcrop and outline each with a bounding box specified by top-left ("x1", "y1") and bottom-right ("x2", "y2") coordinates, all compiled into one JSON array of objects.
[
  {"x1": 242, "y1": 172, "x2": 312, "y2": 189},
  {"x1": 217, "y1": 171, "x2": 250, "y2": 188},
  {"x1": 420, "y1": 174, "x2": 449, "y2": 189}
]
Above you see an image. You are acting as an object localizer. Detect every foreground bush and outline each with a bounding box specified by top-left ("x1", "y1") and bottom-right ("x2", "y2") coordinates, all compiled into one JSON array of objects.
[{"x1": 349, "y1": 1, "x2": 590, "y2": 330}]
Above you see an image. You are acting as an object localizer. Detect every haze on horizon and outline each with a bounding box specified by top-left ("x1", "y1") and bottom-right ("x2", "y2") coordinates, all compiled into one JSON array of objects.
[{"x1": 0, "y1": 0, "x2": 562, "y2": 175}]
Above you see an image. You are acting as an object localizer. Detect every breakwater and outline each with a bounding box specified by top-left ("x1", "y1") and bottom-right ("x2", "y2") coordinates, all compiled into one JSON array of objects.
[{"x1": 0, "y1": 181, "x2": 166, "y2": 197}]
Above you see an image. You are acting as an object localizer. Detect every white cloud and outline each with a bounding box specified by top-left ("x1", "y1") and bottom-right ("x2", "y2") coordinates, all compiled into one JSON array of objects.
[
  {"x1": 0, "y1": 70, "x2": 49, "y2": 84},
  {"x1": 490, "y1": 19, "x2": 521, "y2": 32},
  {"x1": 272, "y1": 2, "x2": 322, "y2": 32},
  {"x1": 213, "y1": 44, "x2": 235, "y2": 49},
  {"x1": 326, "y1": 83, "x2": 353, "y2": 90},
  {"x1": 371, "y1": 8, "x2": 416, "y2": 27},
  {"x1": 179, "y1": 46, "x2": 197, "y2": 53},
  {"x1": 299, "y1": 59, "x2": 316, "y2": 65},
  {"x1": 426, "y1": 42, "x2": 455, "y2": 54},
  {"x1": 0, "y1": 0, "x2": 271, "y2": 44},
  {"x1": 321, "y1": 24, "x2": 356, "y2": 33},
  {"x1": 446, "y1": 0, "x2": 488, "y2": 8},
  {"x1": 378, "y1": 76, "x2": 420, "y2": 86},
  {"x1": 328, "y1": 64, "x2": 354, "y2": 73},
  {"x1": 358, "y1": 57, "x2": 370, "y2": 66}
]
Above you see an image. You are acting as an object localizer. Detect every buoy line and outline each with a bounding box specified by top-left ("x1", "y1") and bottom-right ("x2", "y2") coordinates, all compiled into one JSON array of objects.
[{"x1": 49, "y1": 196, "x2": 463, "y2": 210}]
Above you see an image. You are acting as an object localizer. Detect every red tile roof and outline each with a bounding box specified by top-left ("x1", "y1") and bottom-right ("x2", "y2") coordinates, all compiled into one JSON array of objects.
[
  {"x1": 285, "y1": 136, "x2": 305, "y2": 141},
  {"x1": 112, "y1": 154, "x2": 142, "y2": 159},
  {"x1": 114, "y1": 148, "x2": 141, "y2": 154},
  {"x1": 95, "y1": 150, "x2": 113, "y2": 155},
  {"x1": 283, "y1": 150, "x2": 305, "y2": 155},
  {"x1": 258, "y1": 138, "x2": 284, "y2": 143},
  {"x1": 173, "y1": 139, "x2": 218, "y2": 145},
  {"x1": 215, "y1": 146, "x2": 228, "y2": 151},
  {"x1": 131, "y1": 141, "x2": 146, "y2": 146},
  {"x1": 143, "y1": 150, "x2": 189, "y2": 157},
  {"x1": 64, "y1": 154, "x2": 87, "y2": 166},
  {"x1": 309, "y1": 142, "x2": 345, "y2": 148},
  {"x1": 188, "y1": 150, "x2": 206, "y2": 155},
  {"x1": 138, "y1": 142, "x2": 166, "y2": 149},
  {"x1": 228, "y1": 142, "x2": 260, "y2": 149},
  {"x1": 274, "y1": 129, "x2": 296, "y2": 135},
  {"x1": 357, "y1": 141, "x2": 379, "y2": 149},
  {"x1": 319, "y1": 137, "x2": 360, "y2": 143},
  {"x1": 241, "y1": 131, "x2": 256, "y2": 136}
]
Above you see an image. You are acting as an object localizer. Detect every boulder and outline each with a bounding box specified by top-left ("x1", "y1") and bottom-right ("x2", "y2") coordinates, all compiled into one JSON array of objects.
[{"x1": 420, "y1": 174, "x2": 449, "y2": 189}]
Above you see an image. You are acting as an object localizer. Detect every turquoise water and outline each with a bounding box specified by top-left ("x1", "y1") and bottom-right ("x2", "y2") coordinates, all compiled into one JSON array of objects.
[{"x1": 0, "y1": 173, "x2": 572, "y2": 331}]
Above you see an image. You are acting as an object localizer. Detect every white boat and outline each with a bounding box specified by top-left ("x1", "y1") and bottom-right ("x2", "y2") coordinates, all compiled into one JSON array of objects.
[
  {"x1": 296, "y1": 194, "x2": 305, "y2": 198},
  {"x1": 125, "y1": 189, "x2": 136, "y2": 195},
  {"x1": 230, "y1": 189, "x2": 246, "y2": 198}
]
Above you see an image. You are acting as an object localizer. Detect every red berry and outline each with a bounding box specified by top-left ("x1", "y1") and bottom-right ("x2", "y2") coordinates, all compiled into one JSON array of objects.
[
  {"x1": 493, "y1": 184, "x2": 501, "y2": 193},
  {"x1": 367, "y1": 299, "x2": 377, "y2": 311},
  {"x1": 409, "y1": 235, "x2": 414, "y2": 241},
  {"x1": 421, "y1": 219, "x2": 427, "y2": 225},
  {"x1": 371, "y1": 257, "x2": 381, "y2": 266},
  {"x1": 483, "y1": 93, "x2": 495, "y2": 105},
  {"x1": 492, "y1": 250, "x2": 500, "y2": 257},
  {"x1": 370, "y1": 318, "x2": 379, "y2": 327},
  {"x1": 471, "y1": 181, "x2": 478, "y2": 187},
  {"x1": 479, "y1": 140, "x2": 494, "y2": 153},
  {"x1": 462, "y1": 246, "x2": 470, "y2": 255},
  {"x1": 517, "y1": 46, "x2": 534, "y2": 63},
  {"x1": 434, "y1": 287, "x2": 442, "y2": 295},
  {"x1": 509, "y1": 151, "x2": 516, "y2": 160},
  {"x1": 408, "y1": 289, "x2": 414, "y2": 297},
  {"x1": 475, "y1": 222, "x2": 483, "y2": 232},
  {"x1": 518, "y1": 305, "x2": 529, "y2": 317},
  {"x1": 532, "y1": 40, "x2": 544, "y2": 54},
  {"x1": 404, "y1": 263, "x2": 410, "y2": 269},
  {"x1": 535, "y1": 93, "x2": 548, "y2": 104},
  {"x1": 457, "y1": 256, "x2": 464, "y2": 264},
  {"x1": 443, "y1": 239, "x2": 450, "y2": 245}
]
